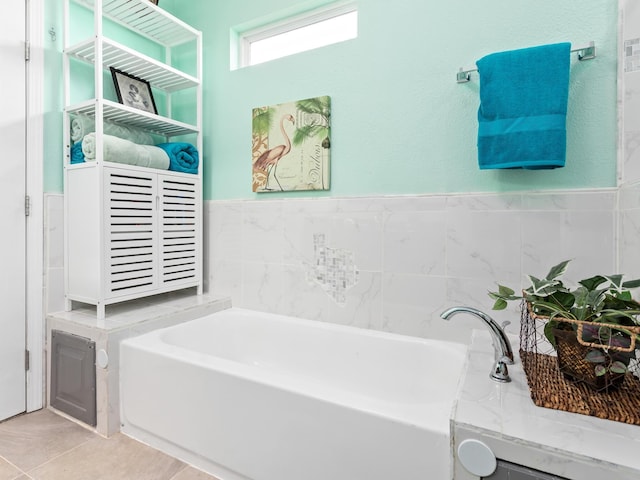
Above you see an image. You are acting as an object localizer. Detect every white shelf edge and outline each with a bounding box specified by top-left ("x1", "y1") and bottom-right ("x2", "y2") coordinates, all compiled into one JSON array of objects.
[
  {"x1": 65, "y1": 99, "x2": 200, "y2": 137},
  {"x1": 65, "y1": 159, "x2": 201, "y2": 178},
  {"x1": 71, "y1": 0, "x2": 200, "y2": 47},
  {"x1": 65, "y1": 36, "x2": 199, "y2": 93}
]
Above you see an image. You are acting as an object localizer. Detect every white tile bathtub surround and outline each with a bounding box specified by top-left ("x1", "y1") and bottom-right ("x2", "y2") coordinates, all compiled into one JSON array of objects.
[
  {"x1": 623, "y1": 0, "x2": 640, "y2": 184},
  {"x1": 48, "y1": 188, "x2": 633, "y2": 343},
  {"x1": 626, "y1": 130, "x2": 640, "y2": 184},
  {"x1": 453, "y1": 330, "x2": 640, "y2": 479},
  {"x1": 624, "y1": 0, "x2": 640, "y2": 42},
  {"x1": 44, "y1": 194, "x2": 65, "y2": 314},
  {"x1": 619, "y1": 181, "x2": 640, "y2": 280},
  {"x1": 204, "y1": 189, "x2": 618, "y2": 344},
  {"x1": 306, "y1": 233, "x2": 360, "y2": 304},
  {"x1": 384, "y1": 209, "x2": 446, "y2": 275},
  {"x1": 45, "y1": 194, "x2": 64, "y2": 269},
  {"x1": 624, "y1": 38, "x2": 640, "y2": 73},
  {"x1": 623, "y1": 71, "x2": 640, "y2": 182}
]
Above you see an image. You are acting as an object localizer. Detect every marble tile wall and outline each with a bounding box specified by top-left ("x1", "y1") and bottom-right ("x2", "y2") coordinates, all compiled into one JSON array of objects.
[
  {"x1": 45, "y1": 194, "x2": 65, "y2": 315},
  {"x1": 204, "y1": 190, "x2": 617, "y2": 344},
  {"x1": 619, "y1": 182, "x2": 640, "y2": 279},
  {"x1": 47, "y1": 186, "x2": 634, "y2": 347},
  {"x1": 46, "y1": 186, "x2": 638, "y2": 345},
  {"x1": 623, "y1": 0, "x2": 640, "y2": 184},
  {"x1": 619, "y1": 2, "x2": 640, "y2": 282}
]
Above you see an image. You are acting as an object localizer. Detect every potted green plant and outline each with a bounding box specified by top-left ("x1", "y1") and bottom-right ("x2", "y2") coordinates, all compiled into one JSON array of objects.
[{"x1": 489, "y1": 260, "x2": 640, "y2": 391}]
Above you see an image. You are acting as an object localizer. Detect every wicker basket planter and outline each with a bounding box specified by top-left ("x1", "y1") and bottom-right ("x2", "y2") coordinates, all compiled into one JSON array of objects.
[
  {"x1": 490, "y1": 260, "x2": 640, "y2": 423},
  {"x1": 552, "y1": 326, "x2": 627, "y2": 391},
  {"x1": 520, "y1": 302, "x2": 640, "y2": 425},
  {"x1": 524, "y1": 302, "x2": 640, "y2": 393}
]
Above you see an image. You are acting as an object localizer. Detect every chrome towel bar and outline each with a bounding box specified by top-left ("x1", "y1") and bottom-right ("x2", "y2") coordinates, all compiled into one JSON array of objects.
[{"x1": 456, "y1": 41, "x2": 596, "y2": 83}]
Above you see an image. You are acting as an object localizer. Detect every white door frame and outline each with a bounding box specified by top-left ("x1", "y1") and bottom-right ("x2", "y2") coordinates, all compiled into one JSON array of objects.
[{"x1": 26, "y1": 0, "x2": 44, "y2": 412}]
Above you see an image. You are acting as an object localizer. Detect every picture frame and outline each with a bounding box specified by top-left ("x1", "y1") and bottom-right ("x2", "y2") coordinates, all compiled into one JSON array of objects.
[
  {"x1": 252, "y1": 96, "x2": 331, "y2": 192},
  {"x1": 110, "y1": 67, "x2": 158, "y2": 115}
]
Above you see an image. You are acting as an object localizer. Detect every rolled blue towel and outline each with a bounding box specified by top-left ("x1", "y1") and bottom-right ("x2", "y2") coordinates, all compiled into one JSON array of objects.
[
  {"x1": 155, "y1": 142, "x2": 199, "y2": 174},
  {"x1": 476, "y1": 42, "x2": 571, "y2": 170},
  {"x1": 70, "y1": 142, "x2": 85, "y2": 164}
]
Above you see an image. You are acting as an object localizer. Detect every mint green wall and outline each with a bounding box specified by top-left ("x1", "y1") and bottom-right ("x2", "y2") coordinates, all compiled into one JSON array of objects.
[
  {"x1": 44, "y1": 0, "x2": 618, "y2": 198},
  {"x1": 44, "y1": 0, "x2": 63, "y2": 193},
  {"x1": 161, "y1": 0, "x2": 619, "y2": 200}
]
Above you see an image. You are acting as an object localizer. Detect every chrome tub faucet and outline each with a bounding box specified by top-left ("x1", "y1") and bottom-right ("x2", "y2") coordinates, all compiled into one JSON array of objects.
[{"x1": 440, "y1": 306, "x2": 514, "y2": 383}]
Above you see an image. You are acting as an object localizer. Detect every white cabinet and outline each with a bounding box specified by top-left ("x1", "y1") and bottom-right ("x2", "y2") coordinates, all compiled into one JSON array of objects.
[
  {"x1": 67, "y1": 166, "x2": 201, "y2": 314},
  {"x1": 63, "y1": 0, "x2": 203, "y2": 318}
]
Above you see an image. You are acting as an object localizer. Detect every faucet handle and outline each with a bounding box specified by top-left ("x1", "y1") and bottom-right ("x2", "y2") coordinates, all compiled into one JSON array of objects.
[{"x1": 490, "y1": 357, "x2": 511, "y2": 383}]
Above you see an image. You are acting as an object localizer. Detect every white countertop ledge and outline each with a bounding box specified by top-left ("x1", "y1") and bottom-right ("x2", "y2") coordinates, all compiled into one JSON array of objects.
[{"x1": 453, "y1": 330, "x2": 640, "y2": 479}]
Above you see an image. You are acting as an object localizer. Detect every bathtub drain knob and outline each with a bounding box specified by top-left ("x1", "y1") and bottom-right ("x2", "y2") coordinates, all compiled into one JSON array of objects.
[
  {"x1": 457, "y1": 438, "x2": 497, "y2": 477},
  {"x1": 97, "y1": 349, "x2": 109, "y2": 369}
]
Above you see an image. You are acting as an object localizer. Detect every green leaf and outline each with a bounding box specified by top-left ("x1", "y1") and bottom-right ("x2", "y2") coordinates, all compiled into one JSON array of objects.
[
  {"x1": 492, "y1": 298, "x2": 508, "y2": 310},
  {"x1": 603, "y1": 274, "x2": 624, "y2": 291},
  {"x1": 550, "y1": 291, "x2": 576, "y2": 310},
  {"x1": 296, "y1": 97, "x2": 330, "y2": 115},
  {"x1": 578, "y1": 275, "x2": 607, "y2": 292},
  {"x1": 610, "y1": 361, "x2": 628, "y2": 374},
  {"x1": 527, "y1": 276, "x2": 558, "y2": 296},
  {"x1": 498, "y1": 284, "x2": 515, "y2": 296},
  {"x1": 598, "y1": 309, "x2": 640, "y2": 324},
  {"x1": 252, "y1": 107, "x2": 273, "y2": 136},
  {"x1": 292, "y1": 125, "x2": 329, "y2": 147},
  {"x1": 616, "y1": 290, "x2": 632, "y2": 301},
  {"x1": 594, "y1": 364, "x2": 607, "y2": 377},
  {"x1": 546, "y1": 260, "x2": 570, "y2": 280},
  {"x1": 585, "y1": 349, "x2": 606, "y2": 363},
  {"x1": 622, "y1": 278, "x2": 640, "y2": 289},
  {"x1": 571, "y1": 286, "x2": 591, "y2": 320},
  {"x1": 531, "y1": 300, "x2": 577, "y2": 319},
  {"x1": 543, "y1": 321, "x2": 558, "y2": 347}
]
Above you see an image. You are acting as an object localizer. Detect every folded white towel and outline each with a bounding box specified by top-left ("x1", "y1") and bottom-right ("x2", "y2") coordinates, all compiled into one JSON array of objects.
[
  {"x1": 82, "y1": 133, "x2": 170, "y2": 170},
  {"x1": 71, "y1": 114, "x2": 154, "y2": 145}
]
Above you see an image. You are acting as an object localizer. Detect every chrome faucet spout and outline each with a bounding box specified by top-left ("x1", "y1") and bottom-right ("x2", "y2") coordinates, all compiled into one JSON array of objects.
[{"x1": 440, "y1": 306, "x2": 514, "y2": 383}]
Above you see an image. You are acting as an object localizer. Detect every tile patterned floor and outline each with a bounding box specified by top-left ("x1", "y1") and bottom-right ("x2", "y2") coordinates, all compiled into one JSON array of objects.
[{"x1": 0, "y1": 409, "x2": 220, "y2": 480}]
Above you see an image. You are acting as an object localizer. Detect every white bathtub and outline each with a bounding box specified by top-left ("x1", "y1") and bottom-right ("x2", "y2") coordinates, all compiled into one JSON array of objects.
[{"x1": 120, "y1": 308, "x2": 467, "y2": 480}]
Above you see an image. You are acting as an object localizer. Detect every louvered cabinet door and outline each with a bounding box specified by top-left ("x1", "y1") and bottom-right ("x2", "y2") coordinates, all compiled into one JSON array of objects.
[
  {"x1": 104, "y1": 168, "x2": 158, "y2": 298},
  {"x1": 158, "y1": 175, "x2": 200, "y2": 288}
]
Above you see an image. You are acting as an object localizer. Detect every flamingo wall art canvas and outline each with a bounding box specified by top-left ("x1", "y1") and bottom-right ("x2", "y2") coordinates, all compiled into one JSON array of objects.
[{"x1": 252, "y1": 96, "x2": 331, "y2": 192}]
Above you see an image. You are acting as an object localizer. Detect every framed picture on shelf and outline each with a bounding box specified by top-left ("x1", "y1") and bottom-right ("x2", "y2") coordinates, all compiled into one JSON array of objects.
[{"x1": 110, "y1": 67, "x2": 158, "y2": 115}]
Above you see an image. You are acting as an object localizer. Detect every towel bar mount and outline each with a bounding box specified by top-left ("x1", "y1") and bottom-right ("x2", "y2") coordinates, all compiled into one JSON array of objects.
[{"x1": 456, "y1": 41, "x2": 596, "y2": 84}]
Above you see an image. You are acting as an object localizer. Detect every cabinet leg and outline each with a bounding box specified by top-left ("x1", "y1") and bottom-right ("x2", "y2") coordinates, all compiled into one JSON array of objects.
[
  {"x1": 97, "y1": 304, "x2": 105, "y2": 320},
  {"x1": 65, "y1": 298, "x2": 73, "y2": 312}
]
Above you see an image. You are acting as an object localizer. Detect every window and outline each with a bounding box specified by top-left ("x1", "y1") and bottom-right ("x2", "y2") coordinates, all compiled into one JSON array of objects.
[{"x1": 236, "y1": 1, "x2": 358, "y2": 68}]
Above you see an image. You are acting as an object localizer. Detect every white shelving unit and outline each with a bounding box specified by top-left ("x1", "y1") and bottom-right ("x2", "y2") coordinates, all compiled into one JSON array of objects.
[{"x1": 63, "y1": 0, "x2": 203, "y2": 319}]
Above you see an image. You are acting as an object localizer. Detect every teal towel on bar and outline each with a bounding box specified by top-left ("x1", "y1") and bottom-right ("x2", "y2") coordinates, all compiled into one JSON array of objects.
[{"x1": 476, "y1": 42, "x2": 571, "y2": 170}]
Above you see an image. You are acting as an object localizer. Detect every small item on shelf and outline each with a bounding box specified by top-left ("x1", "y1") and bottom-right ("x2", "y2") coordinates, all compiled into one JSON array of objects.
[
  {"x1": 110, "y1": 67, "x2": 157, "y2": 115},
  {"x1": 70, "y1": 142, "x2": 84, "y2": 164},
  {"x1": 149, "y1": 0, "x2": 159, "y2": 4},
  {"x1": 155, "y1": 142, "x2": 199, "y2": 174}
]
